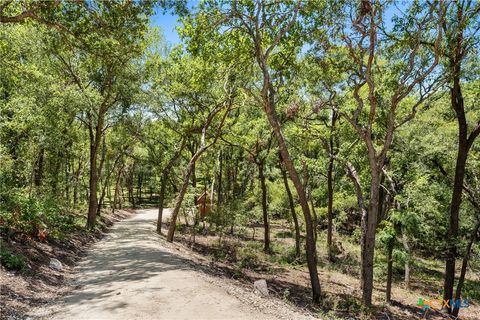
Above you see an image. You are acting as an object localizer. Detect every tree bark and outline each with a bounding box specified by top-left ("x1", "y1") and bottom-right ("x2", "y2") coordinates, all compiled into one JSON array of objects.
[
  {"x1": 442, "y1": 2, "x2": 480, "y2": 307},
  {"x1": 250, "y1": 1, "x2": 320, "y2": 301},
  {"x1": 310, "y1": 196, "x2": 319, "y2": 244},
  {"x1": 327, "y1": 111, "x2": 337, "y2": 261},
  {"x1": 157, "y1": 172, "x2": 168, "y2": 234},
  {"x1": 452, "y1": 218, "x2": 480, "y2": 316},
  {"x1": 361, "y1": 170, "x2": 380, "y2": 306},
  {"x1": 87, "y1": 144, "x2": 99, "y2": 230},
  {"x1": 167, "y1": 152, "x2": 201, "y2": 242},
  {"x1": 86, "y1": 104, "x2": 108, "y2": 229},
  {"x1": 263, "y1": 94, "x2": 321, "y2": 302},
  {"x1": 443, "y1": 61, "x2": 468, "y2": 308},
  {"x1": 157, "y1": 138, "x2": 186, "y2": 233},
  {"x1": 326, "y1": 153, "x2": 334, "y2": 261},
  {"x1": 258, "y1": 162, "x2": 270, "y2": 253}
]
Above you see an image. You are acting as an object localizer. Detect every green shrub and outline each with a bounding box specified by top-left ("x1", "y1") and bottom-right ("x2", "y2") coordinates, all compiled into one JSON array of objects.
[
  {"x1": 463, "y1": 279, "x2": 480, "y2": 301},
  {"x1": 0, "y1": 246, "x2": 27, "y2": 271},
  {"x1": 237, "y1": 246, "x2": 260, "y2": 269},
  {"x1": 0, "y1": 189, "x2": 81, "y2": 240}
]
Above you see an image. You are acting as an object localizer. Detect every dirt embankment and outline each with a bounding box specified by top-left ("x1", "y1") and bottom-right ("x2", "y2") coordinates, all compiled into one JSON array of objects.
[{"x1": 0, "y1": 209, "x2": 132, "y2": 320}]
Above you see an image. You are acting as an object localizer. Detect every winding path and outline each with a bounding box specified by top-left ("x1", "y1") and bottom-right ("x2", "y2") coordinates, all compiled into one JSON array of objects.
[{"x1": 43, "y1": 209, "x2": 306, "y2": 320}]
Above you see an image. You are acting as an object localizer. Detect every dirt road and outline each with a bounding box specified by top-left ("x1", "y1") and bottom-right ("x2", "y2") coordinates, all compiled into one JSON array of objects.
[{"x1": 39, "y1": 209, "x2": 310, "y2": 320}]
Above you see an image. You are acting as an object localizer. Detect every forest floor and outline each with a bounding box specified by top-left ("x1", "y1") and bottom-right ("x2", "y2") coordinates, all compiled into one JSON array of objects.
[
  {"x1": 166, "y1": 210, "x2": 480, "y2": 320},
  {"x1": 28, "y1": 209, "x2": 311, "y2": 320}
]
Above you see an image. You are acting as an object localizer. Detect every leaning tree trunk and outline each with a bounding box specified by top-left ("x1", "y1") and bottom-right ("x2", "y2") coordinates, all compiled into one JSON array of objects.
[
  {"x1": 157, "y1": 138, "x2": 186, "y2": 233},
  {"x1": 263, "y1": 94, "x2": 321, "y2": 302},
  {"x1": 258, "y1": 162, "x2": 270, "y2": 253},
  {"x1": 167, "y1": 133, "x2": 219, "y2": 242},
  {"x1": 166, "y1": 103, "x2": 231, "y2": 242},
  {"x1": 166, "y1": 165, "x2": 194, "y2": 241}
]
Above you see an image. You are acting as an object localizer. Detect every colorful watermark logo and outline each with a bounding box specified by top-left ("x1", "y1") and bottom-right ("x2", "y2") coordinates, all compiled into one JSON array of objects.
[{"x1": 417, "y1": 297, "x2": 470, "y2": 310}]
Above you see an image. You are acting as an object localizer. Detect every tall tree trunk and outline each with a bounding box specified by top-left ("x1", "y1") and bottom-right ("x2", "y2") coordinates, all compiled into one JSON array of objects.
[
  {"x1": 87, "y1": 109, "x2": 106, "y2": 229},
  {"x1": 310, "y1": 197, "x2": 318, "y2": 244},
  {"x1": 87, "y1": 139, "x2": 99, "y2": 229},
  {"x1": 452, "y1": 218, "x2": 480, "y2": 316},
  {"x1": 361, "y1": 169, "x2": 381, "y2": 306},
  {"x1": 280, "y1": 156, "x2": 300, "y2": 257},
  {"x1": 258, "y1": 162, "x2": 270, "y2": 253},
  {"x1": 326, "y1": 154, "x2": 334, "y2": 261},
  {"x1": 443, "y1": 72, "x2": 468, "y2": 307},
  {"x1": 157, "y1": 172, "x2": 168, "y2": 234},
  {"x1": 327, "y1": 110, "x2": 337, "y2": 261},
  {"x1": 167, "y1": 156, "x2": 197, "y2": 242},
  {"x1": 263, "y1": 95, "x2": 321, "y2": 302}
]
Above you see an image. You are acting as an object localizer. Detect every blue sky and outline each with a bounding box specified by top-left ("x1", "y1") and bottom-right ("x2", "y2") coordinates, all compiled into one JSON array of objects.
[
  {"x1": 150, "y1": 7, "x2": 181, "y2": 46},
  {"x1": 149, "y1": 2, "x2": 408, "y2": 47}
]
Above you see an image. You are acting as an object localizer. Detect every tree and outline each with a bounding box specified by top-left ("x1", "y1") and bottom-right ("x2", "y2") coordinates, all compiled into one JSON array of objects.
[
  {"x1": 48, "y1": 1, "x2": 152, "y2": 228},
  {"x1": 440, "y1": 1, "x2": 480, "y2": 312},
  {"x1": 311, "y1": 1, "x2": 445, "y2": 306},
  {"x1": 165, "y1": 55, "x2": 237, "y2": 242}
]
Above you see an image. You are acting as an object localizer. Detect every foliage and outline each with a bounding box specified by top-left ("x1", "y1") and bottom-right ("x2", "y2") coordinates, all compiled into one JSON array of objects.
[
  {"x1": 1, "y1": 0, "x2": 479, "y2": 316},
  {"x1": 0, "y1": 243, "x2": 28, "y2": 272}
]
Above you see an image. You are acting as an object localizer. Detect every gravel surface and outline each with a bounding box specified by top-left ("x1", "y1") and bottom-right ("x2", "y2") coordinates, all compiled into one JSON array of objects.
[{"x1": 33, "y1": 209, "x2": 314, "y2": 320}]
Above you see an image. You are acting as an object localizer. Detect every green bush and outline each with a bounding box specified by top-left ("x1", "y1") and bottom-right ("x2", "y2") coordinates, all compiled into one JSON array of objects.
[
  {"x1": 0, "y1": 246, "x2": 27, "y2": 271},
  {"x1": 463, "y1": 279, "x2": 480, "y2": 301},
  {"x1": 0, "y1": 189, "x2": 81, "y2": 240},
  {"x1": 237, "y1": 246, "x2": 260, "y2": 269}
]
